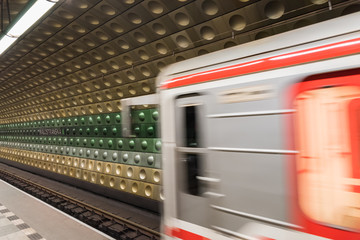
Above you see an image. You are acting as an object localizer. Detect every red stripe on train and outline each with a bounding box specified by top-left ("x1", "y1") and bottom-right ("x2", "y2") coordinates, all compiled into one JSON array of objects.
[
  {"x1": 166, "y1": 227, "x2": 210, "y2": 240},
  {"x1": 161, "y1": 37, "x2": 360, "y2": 89}
]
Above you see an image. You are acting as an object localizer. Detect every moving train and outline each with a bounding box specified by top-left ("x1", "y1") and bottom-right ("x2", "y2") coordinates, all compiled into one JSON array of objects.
[{"x1": 157, "y1": 12, "x2": 360, "y2": 240}]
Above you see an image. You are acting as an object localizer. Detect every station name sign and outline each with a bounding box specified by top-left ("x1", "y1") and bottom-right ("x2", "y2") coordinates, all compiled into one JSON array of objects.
[{"x1": 38, "y1": 128, "x2": 63, "y2": 136}]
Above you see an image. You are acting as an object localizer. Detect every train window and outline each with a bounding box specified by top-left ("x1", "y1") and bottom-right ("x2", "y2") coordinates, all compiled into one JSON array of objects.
[
  {"x1": 185, "y1": 154, "x2": 201, "y2": 195},
  {"x1": 184, "y1": 105, "x2": 199, "y2": 147},
  {"x1": 184, "y1": 105, "x2": 201, "y2": 195},
  {"x1": 294, "y1": 85, "x2": 360, "y2": 230}
]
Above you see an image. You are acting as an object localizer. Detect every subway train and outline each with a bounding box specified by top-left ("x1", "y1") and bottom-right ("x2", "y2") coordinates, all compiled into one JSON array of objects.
[{"x1": 157, "y1": 12, "x2": 360, "y2": 240}]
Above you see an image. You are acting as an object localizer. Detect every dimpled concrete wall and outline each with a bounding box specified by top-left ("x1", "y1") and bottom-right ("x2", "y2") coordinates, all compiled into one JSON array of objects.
[{"x1": 0, "y1": 109, "x2": 162, "y2": 200}]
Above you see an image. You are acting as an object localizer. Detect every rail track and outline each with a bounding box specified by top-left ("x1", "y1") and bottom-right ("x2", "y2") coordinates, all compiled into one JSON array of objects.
[{"x1": 0, "y1": 168, "x2": 160, "y2": 240}]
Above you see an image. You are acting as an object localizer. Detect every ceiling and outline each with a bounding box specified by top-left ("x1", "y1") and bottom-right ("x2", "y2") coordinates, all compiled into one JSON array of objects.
[{"x1": 0, "y1": 0, "x2": 358, "y2": 123}]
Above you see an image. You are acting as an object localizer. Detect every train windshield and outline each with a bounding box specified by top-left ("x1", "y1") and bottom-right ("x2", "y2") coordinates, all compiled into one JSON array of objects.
[{"x1": 294, "y1": 84, "x2": 360, "y2": 230}]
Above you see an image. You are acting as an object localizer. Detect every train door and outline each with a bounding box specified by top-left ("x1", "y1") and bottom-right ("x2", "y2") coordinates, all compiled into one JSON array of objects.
[{"x1": 174, "y1": 94, "x2": 212, "y2": 228}]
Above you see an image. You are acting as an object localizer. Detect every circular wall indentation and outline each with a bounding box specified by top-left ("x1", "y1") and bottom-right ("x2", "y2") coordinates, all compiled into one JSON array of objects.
[
  {"x1": 156, "y1": 61, "x2": 166, "y2": 71},
  {"x1": 198, "y1": 49, "x2": 209, "y2": 56},
  {"x1": 118, "y1": 40, "x2": 130, "y2": 50},
  {"x1": 91, "y1": 52, "x2": 102, "y2": 61},
  {"x1": 116, "y1": 165, "x2": 121, "y2": 175},
  {"x1": 229, "y1": 15, "x2": 246, "y2": 31},
  {"x1": 127, "y1": 167, "x2": 133, "y2": 177},
  {"x1": 311, "y1": 0, "x2": 327, "y2": 4},
  {"x1": 87, "y1": 69, "x2": 96, "y2": 77},
  {"x1": 72, "y1": 24, "x2": 86, "y2": 33},
  {"x1": 255, "y1": 31, "x2": 270, "y2": 40},
  {"x1": 85, "y1": 15, "x2": 100, "y2": 25},
  {"x1": 176, "y1": 56, "x2": 185, "y2": 62},
  {"x1": 61, "y1": 33, "x2": 74, "y2": 41},
  {"x1": 48, "y1": 20, "x2": 62, "y2": 28},
  {"x1": 224, "y1": 41, "x2": 237, "y2": 48},
  {"x1": 142, "y1": 81, "x2": 151, "y2": 92},
  {"x1": 100, "y1": 4, "x2": 116, "y2": 15},
  {"x1": 109, "y1": 178, "x2": 115, "y2": 187},
  {"x1": 96, "y1": 162, "x2": 102, "y2": 171},
  {"x1": 138, "y1": 50, "x2": 149, "y2": 60},
  {"x1": 83, "y1": 38, "x2": 95, "y2": 47},
  {"x1": 153, "y1": 171, "x2": 160, "y2": 183},
  {"x1": 106, "y1": 103, "x2": 113, "y2": 111},
  {"x1": 140, "y1": 67, "x2": 151, "y2": 77},
  {"x1": 88, "y1": 106, "x2": 94, "y2": 114},
  {"x1": 128, "y1": 13, "x2": 142, "y2": 24},
  {"x1": 75, "y1": 1, "x2": 88, "y2": 9},
  {"x1": 152, "y1": 23, "x2": 166, "y2": 35},
  {"x1": 200, "y1": 26, "x2": 215, "y2": 40},
  {"x1": 106, "y1": 164, "x2": 111, "y2": 173},
  {"x1": 97, "y1": 104, "x2": 103, "y2": 113},
  {"x1": 126, "y1": 71, "x2": 136, "y2": 81},
  {"x1": 113, "y1": 75, "x2": 122, "y2": 84},
  {"x1": 128, "y1": 86, "x2": 137, "y2": 95},
  {"x1": 176, "y1": 35, "x2": 190, "y2": 48},
  {"x1": 81, "y1": 160, "x2": 86, "y2": 168},
  {"x1": 116, "y1": 88, "x2": 124, "y2": 97},
  {"x1": 100, "y1": 175, "x2": 105, "y2": 184},
  {"x1": 264, "y1": 1, "x2": 285, "y2": 19},
  {"x1": 39, "y1": 28, "x2": 52, "y2": 35},
  {"x1": 123, "y1": 0, "x2": 135, "y2": 4},
  {"x1": 148, "y1": 1, "x2": 164, "y2": 14},
  {"x1": 110, "y1": 22, "x2": 124, "y2": 33},
  {"x1": 109, "y1": 61, "x2": 120, "y2": 70},
  {"x1": 96, "y1": 31, "x2": 109, "y2": 41},
  {"x1": 88, "y1": 162, "x2": 94, "y2": 170},
  {"x1": 120, "y1": 180, "x2": 126, "y2": 190},
  {"x1": 145, "y1": 185, "x2": 152, "y2": 197},
  {"x1": 93, "y1": 81, "x2": 101, "y2": 89},
  {"x1": 160, "y1": 188, "x2": 165, "y2": 201},
  {"x1": 132, "y1": 183, "x2": 138, "y2": 193},
  {"x1": 201, "y1": 0, "x2": 219, "y2": 16},
  {"x1": 104, "y1": 46, "x2": 115, "y2": 56},
  {"x1": 104, "y1": 79, "x2": 112, "y2": 87},
  {"x1": 174, "y1": 12, "x2": 190, "y2": 26},
  {"x1": 134, "y1": 32, "x2": 146, "y2": 43},
  {"x1": 63, "y1": 50, "x2": 74, "y2": 58},
  {"x1": 140, "y1": 169, "x2": 146, "y2": 180}
]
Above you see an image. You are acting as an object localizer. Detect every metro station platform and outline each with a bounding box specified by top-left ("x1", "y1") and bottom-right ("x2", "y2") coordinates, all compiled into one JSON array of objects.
[{"x1": 0, "y1": 180, "x2": 113, "y2": 240}]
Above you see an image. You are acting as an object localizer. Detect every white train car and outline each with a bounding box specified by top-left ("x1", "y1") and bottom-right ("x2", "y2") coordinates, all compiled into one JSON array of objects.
[{"x1": 157, "y1": 12, "x2": 360, "y2": 240}]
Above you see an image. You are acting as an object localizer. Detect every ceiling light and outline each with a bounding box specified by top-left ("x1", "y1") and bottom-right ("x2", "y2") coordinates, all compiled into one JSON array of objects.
[
  {"x1": 0, "y1": 0, "x2": 58, "y2": 55},
  {"x1": 0, "y1": 35, "x2": 17, "y2": 55}
]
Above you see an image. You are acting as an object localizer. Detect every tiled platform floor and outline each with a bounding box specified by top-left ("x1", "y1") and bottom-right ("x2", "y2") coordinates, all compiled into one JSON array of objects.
[
  {"x1": 0, "y1": 204, "x2": 45, "y2": 240},
  {"x1": 0, "y1": 180, "x2": 113, "y2": 240}
]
